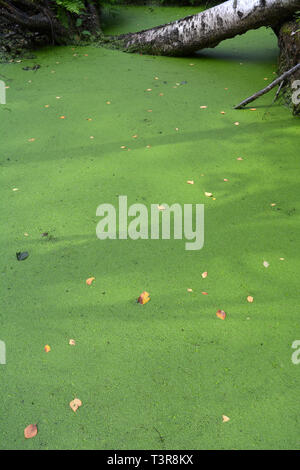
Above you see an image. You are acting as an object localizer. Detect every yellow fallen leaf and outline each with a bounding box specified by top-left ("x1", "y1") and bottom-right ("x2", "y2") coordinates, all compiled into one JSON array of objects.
[
  {"x1": 138, "y1": 291, "x2": 150, "y2": 305},
  {"x1": 216, "y1": 310, "x2": 226, "y2": 320},
  {"x1": 205, "y1": 192, "x2": 213, "y2": 197},
  {"x1": 70, "y1": 398, "x2": 82, "y2": 412},
  {"x1": 44, "y1": 344, "x2": 51, "y2": 353},
  {"x1": 187, "y1": 288, "x2": 193, "y2": 292},
  {"x1": 187, "y1": 180, "x2": 194, "y2": 185},
  {"x1": 247, "y1": 296, "x2": 254, "y2": 303},
  {"x1": 69, "y1": 339, "x2": 76, "y2": 346}
]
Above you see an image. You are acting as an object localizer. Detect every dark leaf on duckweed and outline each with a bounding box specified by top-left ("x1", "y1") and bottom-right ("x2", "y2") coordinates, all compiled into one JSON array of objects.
[
  {"x1": 180, "y1": 81, "x2": 188, "y2": 85},
  {"x1": 16, "y1": 251, "x2": 29, "y2": 261},
  {"x1": 41, "y1": 232, "x2": 48, "y2": 237}
]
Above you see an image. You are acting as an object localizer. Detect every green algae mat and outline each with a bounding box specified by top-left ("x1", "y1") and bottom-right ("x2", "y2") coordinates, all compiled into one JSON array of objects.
[{"x1": 1, "y1": 6, "x2": 300, "y2": 450}]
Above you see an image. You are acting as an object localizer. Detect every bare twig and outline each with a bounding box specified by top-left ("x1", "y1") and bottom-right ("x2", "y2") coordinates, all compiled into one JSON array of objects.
[
  {"x1": 234, "y1": 63, "x2": 300, "y2": 109},
  {"x1": 273, "y1": 80, "x2": 285, "y2": 103}
]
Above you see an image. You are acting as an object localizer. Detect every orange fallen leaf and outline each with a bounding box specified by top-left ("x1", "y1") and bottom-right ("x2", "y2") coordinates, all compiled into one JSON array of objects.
[
  {"x1": 224, "y1": 178, "x2": 228, "y2": 182},
  {"x1": 202, "y1": 292, "x2": 208, "y2": 295},
  {"x1": 28, "y1": 138, "x2": 35, "y2": 142},
  {"x1": 60, "y1": 116, "x2": 66, "y2": 119},
  {"x1": 137, "y1": 291, "x2": 150, "y2": 305},
  {"x1": 200, "y1": 106, "x2": 207, "y2": 109},
  {"x1": 222, "y1": 415, "x2": 230, "y2": 423},
  {"x1": 24, "y1": 424, "x2": 38, "y2": 439},
  {"x1": 237, "y1": 157, "x2": 243, "y2": 161},
  {"x1": 216, "y1": 309, "x2": 226, "y2": 320},
  {"x1": 70, "y1": 398, "x2": 82, "y2": 412},
  {"x1": 86, "y1": 277, "x2": 95, "y2": 286},
  {"x1": 201, "y1": 272, "x2": 208, "y2": 279},
  {"x1": 44, "y1": 344, "x2": 51, "y2": 353},
  {"x1": 247, "y1": 296, "x2": 254, "y2": 303},
  {"x1": 220, "y1": 111, "x2": 226, "y2": 114}
]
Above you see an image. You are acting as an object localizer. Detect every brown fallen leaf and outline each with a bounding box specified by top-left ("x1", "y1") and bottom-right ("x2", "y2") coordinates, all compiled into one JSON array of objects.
[
  {"x1": 222, "y1": 415, "x2": 230, "y2": 423},
  {"x1": 24, "y1": 424, "x2": 38, "y2": 439},
  {"x1": 86, "y1": 277, "x2": 95, "y2": 286},
  {"x1": 247, "y1": 295, "x2": 254, "y2": 303},
  {"x1": 70, "y1": 398, "x2": 82, "y2": 412},
  {"x1": 137, "y1": 291, "x2": 150, "y2": 305},
  {"x1": 216, "y1": 309, "x2": 226, "y2": 320}
]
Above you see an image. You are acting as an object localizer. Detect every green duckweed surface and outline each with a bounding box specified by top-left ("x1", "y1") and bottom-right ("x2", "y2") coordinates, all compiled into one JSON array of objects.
[{"x1": 1, "y1": 5, "x2": 300, "y2": 450}]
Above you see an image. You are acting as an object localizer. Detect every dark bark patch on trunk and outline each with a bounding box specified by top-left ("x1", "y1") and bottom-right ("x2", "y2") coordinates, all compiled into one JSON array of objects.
[{"x1": 277, "y1": 20, "x2": 300, "y2": 115}]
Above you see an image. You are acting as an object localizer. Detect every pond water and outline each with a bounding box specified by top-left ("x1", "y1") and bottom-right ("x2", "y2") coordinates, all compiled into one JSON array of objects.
[{"x1": 1, "y1": 5, "x2": 299, "y2": 450}]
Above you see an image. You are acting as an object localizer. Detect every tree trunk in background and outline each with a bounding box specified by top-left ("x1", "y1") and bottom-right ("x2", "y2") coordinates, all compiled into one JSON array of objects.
[
  {"x1": 105, "y1": 0, "x2": 300, "y2": 56},
  {"x1": 276, "y1": 20, "x2": 300, "y2": 114}
]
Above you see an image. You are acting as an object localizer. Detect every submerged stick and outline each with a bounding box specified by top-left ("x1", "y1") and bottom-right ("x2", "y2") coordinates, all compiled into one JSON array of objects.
[{"x1": 234, "y1": 63, "x2": 300, "y2": 109}]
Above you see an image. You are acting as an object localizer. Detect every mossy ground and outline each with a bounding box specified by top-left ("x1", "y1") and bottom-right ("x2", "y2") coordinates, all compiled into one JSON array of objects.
[{"x1": 1, "y1": 6, "x2": 300, "y2": 450}]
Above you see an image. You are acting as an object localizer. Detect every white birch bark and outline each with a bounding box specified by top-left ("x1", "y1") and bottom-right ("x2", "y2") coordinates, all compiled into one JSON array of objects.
[{"x1": 113, "y1": 0, "x2": 300, "y2": 56}]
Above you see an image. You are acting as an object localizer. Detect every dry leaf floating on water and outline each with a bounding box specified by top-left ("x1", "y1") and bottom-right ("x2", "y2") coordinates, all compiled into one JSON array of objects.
[
  {"x1": 216, "y1": 310, "x2": 226, "y2": 320},
  {"x1": 86, "y1": 277, "x2": 95, "y2": 286},
  {"x1": 137, "y1": 291, "x2": 150, "y2": 305},
  {"x1": 24, "y1": 424, "x2": 38, "y2": 439}
]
